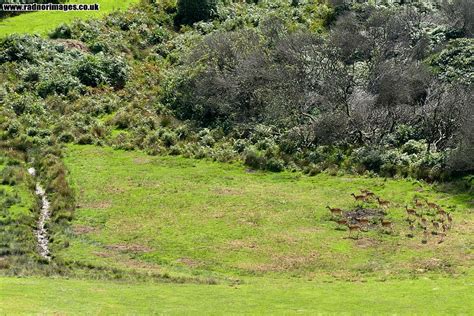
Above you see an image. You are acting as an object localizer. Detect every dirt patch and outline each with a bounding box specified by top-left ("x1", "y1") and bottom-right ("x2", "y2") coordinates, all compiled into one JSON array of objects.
[
  {"x1": 227, "y1": 239, "x2": 258, "y2": 250},
  {"x1": 105, "y1": 244, "x2": 153, "y2": 253},
  {"x1": 73, "y1": 225, "x2": 98, "y2": 235},
  {"x1": 237, "y1": 252, "x2": 319, "y2": 273},
  {"x1": 93, "y1": 251, "x2": 111, "y2": 258},
  {"x1": 213, "y1": 188, "x2": 243, "y2": 196},
  {"x1": 133, "y1": 157, "x2": 151, "y2": 165},
  {"x1": 80, "y1": 201, "x2": 112, "y2": 210},
  {"x1": 55, "y1": 39, "x2": 89, "y2": 52},
  {"x1": 105, "y1": 186, "x2": 125, "y2": 194},
  {"x1": 176, "y1": 257, "x2": 202, "y2": 268},
  {"x1": 411, "y1": 257, "x2": 455, "y2": 273},
  {"x1": 355, "y1": 237, "x2": 380, "y2": 249}
]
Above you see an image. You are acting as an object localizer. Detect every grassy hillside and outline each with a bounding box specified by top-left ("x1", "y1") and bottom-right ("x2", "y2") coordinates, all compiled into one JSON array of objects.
[
  {"x1": 0, "y1": 0, "x2": 139, "y2": 37},
  {"x1": 55, "y1": 145, "x2": 473, "y2": 282},
  {"x1": 1, "y1": 276, "x2": 474, "y2": 314}
]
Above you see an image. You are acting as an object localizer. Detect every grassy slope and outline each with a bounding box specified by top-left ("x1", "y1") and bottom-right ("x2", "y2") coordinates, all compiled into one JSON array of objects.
[
  {"x1": 1, "y1": 145, "x2": 473, "y2": 313},
  {"x1": 1, "y1": 276, "x2": 473, "y2": 314},
  {"x1": 0, "y1": 0, "x2": 139, "y2": 37},
  {"x1": 56, "y1": 145, "x2": 473, "y2": 281}
]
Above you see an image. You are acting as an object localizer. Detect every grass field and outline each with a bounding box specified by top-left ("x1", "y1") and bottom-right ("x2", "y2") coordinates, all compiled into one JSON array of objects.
[
  {"x1": 0, "y1": 0, "x2": 139, "y2": 37},
  {"x1": 1, "y1": 145, "x2": 473, "y2": 314},
  {"x1": 56, "y1": 145, "x2": 473, "y2": 281},
  {"x1": 1, "y1": 276, "x2": 474, "y2": 314}
]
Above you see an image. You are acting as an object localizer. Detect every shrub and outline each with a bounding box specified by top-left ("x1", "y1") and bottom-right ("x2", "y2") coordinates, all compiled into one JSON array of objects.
[
  {"x1": 49, "y1": 24, "x2": 72, "y2": 39},
  {"x1": 244, "y1": 147, "x2": 263, "y2": 169},
  {"x1": 161, "y1": 131, "x2": 177, "y2": 147},
  {"x1": 401, "y1": 140, "x2": 427, "y2": 155},
  {"x1": 265, "y1": 157, "x2": 285, "y2": 172},
  {"x1": 175, "y1": 0, "x2": 217, "y2": 26}
]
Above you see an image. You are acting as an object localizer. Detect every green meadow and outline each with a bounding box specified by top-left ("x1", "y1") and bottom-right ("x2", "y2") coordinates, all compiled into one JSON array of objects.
[
  {"x1": 1, "y1": 276, "x2": 473, "y2": 314},
  {"x1": 0, "y1": 0, "x2": 139, "y2": 37},
  {"x1": 1, "y1": 145, "x2": 473, "y2": 314}
]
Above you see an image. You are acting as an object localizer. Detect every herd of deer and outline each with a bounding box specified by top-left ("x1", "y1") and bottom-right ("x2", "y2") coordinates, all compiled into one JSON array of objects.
[{"x1": 326, "y1": 189, "x2": 454, "y2": 243}]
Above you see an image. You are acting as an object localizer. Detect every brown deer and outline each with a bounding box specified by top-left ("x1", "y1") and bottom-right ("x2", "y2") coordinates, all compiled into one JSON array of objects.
[
  {"x1": 351, "y1": 193, "x2": 367, "y2": 202},
  {"x1": 327, "y1": 206, "x2": 343, "y2": 218},
  {"x1": 377, "y1": 197, "x2": 390, "y2": 208},
  {"x1": 360, "y1": 189, "x2": 375, "y2": 198},
  {"x1": 422, "y1": 229, "x2": 429, "y2": 244},
  {"x1": 447, "y1": 213, "x2": 453, "y2": 227},
  {"x1": 407, "y1": 223, "x2": 416, "y2": 238},
  {"x1": 336, "y1": 219, "x2": 348, "y2": 229},
  {"x1": 405, "y1": 206, "x2": 417, "y2": 218},
  {"x1": 442, "y1": 223, "x2": 450, "y2": 232},
  {"x1": 380, "y1": 219, "x2": 393, "y2": 233},
  {"x1": 432, "y1": 220, "x2": 440, "y2": 233},
  {"x1": 425, "y1": 199, "x2": 439, "y2": 210},
  {"x1": 347, "y1": 223, "x2": 361, "y2": 239},
  {"x1": 419, "y1": 217, "x2": 428, "y2": 230},
  {"x1": 438, "y1": 232, "x2": 446, "y2": 244},
  {"x1": 436, "y1": 206, "x2": 447, "y2": 217},
  {"x1": 414, "y1": 198, "x2": 424, "y2": 208},
  {"x1": 357, "y1": 217, "x2": 370, "y2": 231}
]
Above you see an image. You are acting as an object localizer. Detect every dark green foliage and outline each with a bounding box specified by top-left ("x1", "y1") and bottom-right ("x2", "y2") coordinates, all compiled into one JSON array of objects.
[
  {"x1": 175, "y1": 0, "x2": 217, "y2": 26},
  {"x1": 430, "y1": 38, "x2": 474, "y2": 85}
]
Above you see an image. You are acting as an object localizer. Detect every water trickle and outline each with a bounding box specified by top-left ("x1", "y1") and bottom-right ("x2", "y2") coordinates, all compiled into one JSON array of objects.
[{"x1": 28, "y1": 167, "x2": 51, "y2": 261}]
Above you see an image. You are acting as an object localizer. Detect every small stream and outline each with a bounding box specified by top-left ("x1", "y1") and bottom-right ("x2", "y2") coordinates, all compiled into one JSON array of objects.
[{"x1": 28, "y1": 167, "x2": 51, "y2": 261}]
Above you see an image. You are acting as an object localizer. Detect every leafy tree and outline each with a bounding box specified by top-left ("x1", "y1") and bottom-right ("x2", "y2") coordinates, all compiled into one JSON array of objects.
[{"x1": 175, "y1": 0, "x2": 217, "y2": 26}]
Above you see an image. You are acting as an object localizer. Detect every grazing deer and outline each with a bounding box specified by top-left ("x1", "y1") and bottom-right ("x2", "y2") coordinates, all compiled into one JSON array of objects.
[
  {"x1": 422, "y1": 229, "x2": 429, "y2": 244},
  {"x1": 380, "y1": 219, "x2": 393, "y2": 233},
  {"x1": 419, "y1": 217, "x2": 428, "y2": 230},
  {"x1": 327, "y1": 206, "x2": 343, "y2": 218},
  {"x1": 376, "y1": 197, "x2": 390, "y2": 208},
  {"x1": 357, "y1": 217, "x2": 369, "y2": 231},
  {"x1": 336, "y1": 218, "x2": 348, "y2": 229},
  {"x1": 406, "y1": 217, "x2": 416, "y2": 225},
  {"x1": 425, "y1": 199, "x2": 439, "y2": 210},
  {"x1": 407, "y1": 223, "x2": 416, "y2": 238},
  {"x1": 431, "y1": 220, "x2": 440, "y2": 233},
  {"x1": 447, "y1": 213, "x2": 453, "y2": 227},
  {"x1": 347, "y1": 223, "x2": 361, "y2": 239},
  {"x1": 405, "y1": 206, "x2": 417, "y2": 218},
  {"x1": 436, "y1": 206, "x2": 447, "y2": 217},
  {"x1": 438, "y1": 232, "x2": 446, "y2": 244},
  {"x1": 351, "y1": 193, "x2": 367, "y2": 202},
  {"x1": 442, "y1": 223, "x2": 450, "y2": 232},
  {"x1": 414, "y1": 198, "x2": 424, "y2": 208}
]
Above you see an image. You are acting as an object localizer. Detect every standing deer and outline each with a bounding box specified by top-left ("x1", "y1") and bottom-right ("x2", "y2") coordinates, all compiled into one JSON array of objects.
[
  {"x1": 405, "y1": 206, "x2": 417, "y2": 218},
  {"x1": 351, "y1": 193, "x2": 367, "y2": 202},
  {"x1": 347, "y1": 223, "x2": 361, "y2": 239},
  {"x1": 422, "y1": 229, "x2": 429, "y2": 244},
  {"x1": 380, "y1": 219, "x2": 393, "y2": 233},
  {"x1": 376, "y1": 197, "x2": 390, "y2": 209},
  {"x1": 425, "y1": 199, "x2": 439, "y2": 210},
  {"x1": 414, "y1": 198, "x2": 424, "y2": 208},
  {"x1": 327, "y1": 206, "x2": 343, "y2": 218}
]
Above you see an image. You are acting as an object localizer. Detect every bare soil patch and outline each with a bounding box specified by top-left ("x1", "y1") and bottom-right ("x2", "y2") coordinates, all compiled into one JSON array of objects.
[{"x1": 105, "y1": 244, "x2": 153, "y2": 253}]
